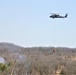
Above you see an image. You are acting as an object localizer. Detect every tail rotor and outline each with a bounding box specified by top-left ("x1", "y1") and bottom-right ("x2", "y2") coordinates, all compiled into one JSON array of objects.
[{"x1": 65, "y1": 14, "x2": 68, "y2": 18}]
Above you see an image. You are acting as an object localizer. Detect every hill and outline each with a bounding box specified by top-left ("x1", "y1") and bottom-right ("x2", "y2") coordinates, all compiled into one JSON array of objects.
[{"x1": 0, "y1": 42, "x2": 76, "y2": 75}]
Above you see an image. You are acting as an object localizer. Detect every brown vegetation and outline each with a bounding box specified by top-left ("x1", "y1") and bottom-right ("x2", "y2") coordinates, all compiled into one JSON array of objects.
[{"x1": 0, "y1": 43, "x2": 76, "y2": 75}]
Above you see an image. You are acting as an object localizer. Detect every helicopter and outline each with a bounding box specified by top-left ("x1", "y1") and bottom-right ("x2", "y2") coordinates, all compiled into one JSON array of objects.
[{"x1": 49, "y1": 13, "x2": 68, "y2": 19}]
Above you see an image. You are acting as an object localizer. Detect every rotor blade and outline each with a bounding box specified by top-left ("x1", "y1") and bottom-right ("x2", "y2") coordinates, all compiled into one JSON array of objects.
[{"x1": 50, "y1": 13, "x2": 61, "y2": 15}]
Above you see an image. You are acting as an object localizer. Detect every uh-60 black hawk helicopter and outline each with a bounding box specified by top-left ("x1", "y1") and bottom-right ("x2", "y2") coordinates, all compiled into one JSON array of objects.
[{"x1": 49, "y1": 13, "x2": 68, "y2": 19}]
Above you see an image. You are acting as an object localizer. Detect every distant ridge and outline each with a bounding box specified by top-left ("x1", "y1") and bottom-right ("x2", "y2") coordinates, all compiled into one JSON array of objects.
[
  {"x1": 0, "y1": 42, "x2": 76, "y2": 53},
  {"x1": 0, "y1": 42, "x2": 23, "y2": 53}
]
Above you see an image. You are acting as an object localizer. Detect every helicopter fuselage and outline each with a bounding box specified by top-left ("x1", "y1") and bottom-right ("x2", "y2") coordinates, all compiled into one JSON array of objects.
[{"x1": 50, "y1": 14, "x2": 68, "y2": 19}]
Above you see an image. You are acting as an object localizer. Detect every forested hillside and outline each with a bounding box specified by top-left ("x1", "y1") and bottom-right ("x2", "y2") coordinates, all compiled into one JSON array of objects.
[{"x1": 0, "y1": 42, "x2": 76, "y2": 75}]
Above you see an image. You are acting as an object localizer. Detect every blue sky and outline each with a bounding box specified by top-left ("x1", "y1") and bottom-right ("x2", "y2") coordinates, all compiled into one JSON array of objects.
[{"x1": 0, "y1": 0, "x2": 76, "y2": 48}]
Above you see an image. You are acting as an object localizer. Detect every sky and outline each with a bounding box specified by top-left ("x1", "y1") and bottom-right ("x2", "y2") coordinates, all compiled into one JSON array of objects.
[{"x1": 0, "y1": 0, "x2": 76, "y2": 48}]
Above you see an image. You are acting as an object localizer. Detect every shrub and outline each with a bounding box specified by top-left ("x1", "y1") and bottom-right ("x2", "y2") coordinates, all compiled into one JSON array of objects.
[{"x1": 0, "y1": 63, "x2": 7, "y2": 72}]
